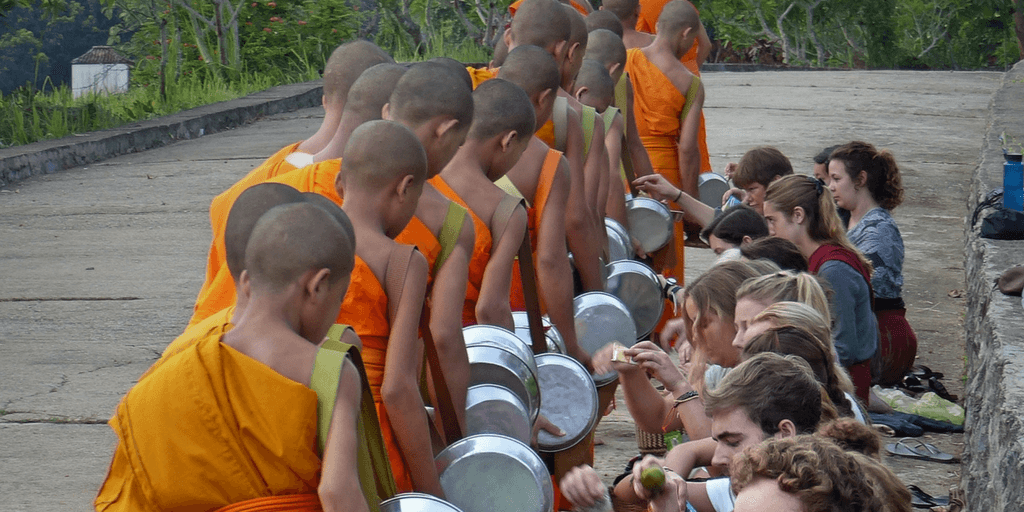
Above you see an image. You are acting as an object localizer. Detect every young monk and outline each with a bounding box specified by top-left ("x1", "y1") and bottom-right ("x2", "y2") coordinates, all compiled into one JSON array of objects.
[
  {"x1": 497, "y1": 45, "x2": 589, "y2": 369},
  {"x1": 433, "y1": 79, "x2": 532, "y2": 328},
  {"x1": 625, "y1": 0, "x2": 705, "y2": 281},
  {"x1": 187, "y1": 63, "x2": 408, "y2": 327},
  {"x1": 572, "y1": 58, "x2": 629, "y2": 227},
  {"x1": 335, "y1": 120, "x2": 441, "y2": 496},
  {"x1": 96, "y1": 201, "x2": 390, "y2": 511},
  {"x1": 601, "y1": 0, "x2": 653, "y2": 50},
  {"x1": 586, "y1": 9, "x2": 625, "y2": 37},
  {"x1": 190, "y1": 42, "x2": 393, "y2": 329}
]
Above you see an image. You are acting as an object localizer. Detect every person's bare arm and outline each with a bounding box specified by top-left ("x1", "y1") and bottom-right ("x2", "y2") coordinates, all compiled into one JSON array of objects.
[
  {"x1": 428, "y1": 219, "x2": 474, "y2": 433},
  {"x1": 664, "y1": 437, "x2": 717, "y2": 478},
  {"x1": 675, "y1": 81, "x2": 705, "y2": 198},
  {"x1": 615, "y1": 359, "x2": 678, "y2": 433},
  {"x1": 632, "y1": 173, "x2": 715, "y2": 229},
  {"x1": 319, "y1": 357, "x2": 371, "y2": 512},
  {"x1": 476, "y1": 205, "x2": 527, "y2": 330},
  {"x1": 584, "y1": 118, "x2": 609, "y2": 220},
  {"x1": 563, "y1": 109, "x2": 604, "y2": 292},
  {"x1": 381, "y1": 252, "x2": 443, "y2": 497},
  {"x1": 604, "y1": 113, "x2": 629, "y2": 227},
  {"x1": 539, "y1": 159, "x2": 592, "y2": 370},
  {"x1": 624, "y1": 80, "x2": 654, "y2": 179}
]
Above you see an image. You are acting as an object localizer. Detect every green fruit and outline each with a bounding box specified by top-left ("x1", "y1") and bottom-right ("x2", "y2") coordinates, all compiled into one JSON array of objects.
[{"x1": 640, "y1": 467, "x2": 665, "y2": 491}]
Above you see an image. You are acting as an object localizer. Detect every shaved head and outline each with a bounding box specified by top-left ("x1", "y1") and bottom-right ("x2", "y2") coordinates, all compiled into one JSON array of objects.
[
  {"x1": 427, "y1": 57, "x2": 474, "y2": 89},
  {"x1": 469, "y1": 79, "x2": 536, "y2": 141},
  {"x1": 388, "y1": 62, "x2": 474, "y2": 129},
  {"x1": 225, "y1": 183, "x2": 305, "y2": 280},
  {"x1": 601, "y1": 0, "x2": 638, "y2": 21},
  {"x1": 657, "y1": 0, "x2": 701, "y2": 35},
  {"x1": 345, "y1": 63, "x2": 408, "y2": 121},
  {"x1": 585, "y1": 29, "x2": 627, "y2": 69},
  {"x1": 510, "y1": 0, "x2": 571, "y2": 53},
  {"x1": 497, "y1": 45, "x2": 561, "y2": 97},
  {"x1": 342, "y1": 120, "x2": 427, "y2": 190},
  {"x1": 245, "y1": 202, "x2": 354, "y2": 293},
  {"x1": 564, "y1": 4, "x2": 589, "y2": 48},
  {"x1": 574, "y1": 59, "x2": 615, "y2": 104},
  {"x1": 586, "y1": 10, "x2": 624, "y2": 37},
  {"x1": 302, "y1": 192, "x2": 355, "y2": 251},
  {"x1": 322, "y1": 40, "x2": 393, "y2": 105}
]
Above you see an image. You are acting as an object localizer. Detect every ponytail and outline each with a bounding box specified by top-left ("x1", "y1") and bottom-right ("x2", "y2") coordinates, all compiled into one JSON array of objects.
[{"x1": 830, "y1": 141, "x2": 904, "y2": 210}]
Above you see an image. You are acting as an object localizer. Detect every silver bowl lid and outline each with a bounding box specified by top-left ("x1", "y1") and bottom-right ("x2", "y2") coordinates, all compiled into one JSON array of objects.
[{"x1": 435, "y1": 434, "x2": 553, "y2": 512}]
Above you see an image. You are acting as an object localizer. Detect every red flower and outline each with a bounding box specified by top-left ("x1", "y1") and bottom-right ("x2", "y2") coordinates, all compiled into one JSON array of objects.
[
  {"x1": 269, "y1": 16, "x2": 281, "y2": 21},
  {"x1": 198, "y1": 55, "x2": 204, "y2": 61},
  {"x1": 297, "y1": 20, "x2": 307, "y2": 25},
  {"x1": 145, "y1": 55, "x2": 156, "y2": 60},
  {"x1": 264, "y1": 27, "x2": 272, "y2": 33},
  {"x1": 245, "y1": 21, "x2": 253, "y2": 25},
  {"x1": 250, "y1": 2, "x2": 256, "y2": 5},
  {"x1": 332, "y1": 28, "x2": 337, "y2": 33}
]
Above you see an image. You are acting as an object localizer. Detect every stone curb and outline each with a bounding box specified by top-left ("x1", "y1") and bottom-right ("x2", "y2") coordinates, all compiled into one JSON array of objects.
[
  {"x1": 0, "y1": 80, "x2": 324, "y2": 189},
  {"x1": 962, "y1": 59, "x2": 1024, "y2": 511}
]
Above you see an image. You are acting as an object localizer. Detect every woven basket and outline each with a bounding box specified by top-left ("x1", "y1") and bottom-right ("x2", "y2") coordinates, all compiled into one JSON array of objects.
[{"x1": 635, "y1": 426, "x2": 668, "y2": 457}]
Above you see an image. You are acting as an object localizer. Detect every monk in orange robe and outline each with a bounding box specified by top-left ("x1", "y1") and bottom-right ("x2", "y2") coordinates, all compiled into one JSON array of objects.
[
  {"x1": 189, "y1": 63, "x2": 406, "y2": 326},
  {"x1": 335, "y1": 120, "x2": 442, "y2": 496},
  {"x1": 189, "y1": 42, "x2": 393, "y2": 329},
  {"x1": 96, "y1": 201, "x2": 388, "y2": 512},
  {"x1": 625, "y1": 0, "x2": 705, "y2": 281},
  {"x1": 432, "y1": 79, "x2": 532, "y2": 328},
  {"x1": 509, "y1": 0, "x2": 591, "y2": 17}
]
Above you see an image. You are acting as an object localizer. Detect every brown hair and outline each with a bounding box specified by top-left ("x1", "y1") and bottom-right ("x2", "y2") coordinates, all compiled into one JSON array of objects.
[
  {"x1": 685, "y1": 261, "x2": 762, "y2": 351},
  {"x1": 764, "y1": 174, "x2": 873, "y2": 272},
  {"x1": 829, "y1": 141, "x2": 904, "y2": 210},
  {"x1": 700, "y1": 203, "x2": 769, "y2": 245},
  {"x1": 730, "y1": 435, "x2": 911, "y2": 512},
  {"x1": 704, "y1": 353, "x2": 823, "y2": 436},
  {"x1": 742, "y1": 325, "x2": 855, "y2": 418},
  {"x1": 739, "y1": 236, "x2": 808, "y2": 272},
  {"x1": 732, "y1": 147, "x2": 794, "y2": 188},
  {"x1": 817, "y1": 418, "x2": 882, "y2": 460}
]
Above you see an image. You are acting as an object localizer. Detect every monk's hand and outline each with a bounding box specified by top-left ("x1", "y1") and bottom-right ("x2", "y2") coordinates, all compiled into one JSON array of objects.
[
  {"x1": 631, "y1": 236, "x2": 648, "y2": 259},
  {"x1": 627, "y1": 341, "x2": 685, "y2": 392},
  {"x1": 632, "y1": 174, "x2": 679, "y2": 203},
  {"x1": 723, "y1": 162, "x2": 738, "y2": 180},
  {"x1": 560, "y1": 465, "x2": 607, "y2": 509},
  {"x1": 592, "y1": 343, "x2": 616, "y2": 375},
  {"x1": 531, "y1": 413, "x2": 565, "y2": 448}
]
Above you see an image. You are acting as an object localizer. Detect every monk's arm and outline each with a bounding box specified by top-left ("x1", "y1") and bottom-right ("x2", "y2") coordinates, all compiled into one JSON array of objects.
[
  {"x1": 604, "y1": 113, "x2": 629, "y2": 228},
  {"x1": 585, "y1": 118, "x2": 609, "y2": 220},
  {"x1": 476, "y1": 205, "x2": 527, "y2": 330},
  {"x1": 675, "y1": 83, "x2": 704, "y2": 198},
  {"x1": 539, "y1": 159, "x2": 592, "y2": 370},
  {"x1": 624, "y1": 80, "x2": 654, "y2": 179},
  {"x1": 319, "y1": 357, "x2": 371, "y2": 512},
  {"x1": 564, "y1": 109, "x2": 604, "y2": 292},
  {"x1": 428, "y1": 221, "x2": 474, "y2": 434},
  {"x1": 696, "y1": 23, "x2": 712, "y2": 66},
  {"x1": 382, "y1": 252, "x2": 444, "y2": 497}
]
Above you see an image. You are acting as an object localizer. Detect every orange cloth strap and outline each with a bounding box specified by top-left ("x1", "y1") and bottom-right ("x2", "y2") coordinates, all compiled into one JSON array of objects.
[{"x1": 214, "y1": 494, "x2": 323, "y2": 512}]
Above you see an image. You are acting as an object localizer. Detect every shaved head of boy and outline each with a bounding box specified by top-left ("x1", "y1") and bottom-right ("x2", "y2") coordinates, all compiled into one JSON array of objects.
[
  {"x1": 572, "y1": 59, "x2": 616, "y2": 112},
  {"x1": 345, "y1": 63, "x2": 409, "y2": 122},
  {"x1": 507, "y1": 0, "x2": 571, "y2": 58},
  {"x1": 302, "y1": 192, "x2": 356, "y2": 245},
  {"x1": 562, "y1": 3, "x2": 590, "y2": 88},
  {"x1": 601, "y1": 0, "x2": 639, "y2": 23},
  {"x1": 586, "y1": 10, "x2": 624, "y2": 37},
  {"x1": 469, "y1": 79, "x2": 537, "y2": 179},
  {"x1": 656, "y1": 0, "x2": 701, "y2": 39},
  {"x1": 586, "y1": 28, "x2": 628, "y2": 80},
  {"x1": 498, "y1": 45, "x2": 562, "y2": 128},
  {"x1": 224, "y1": 183, "x2": 306, "y2": 283},
  {"x1": 341, "y1": 120, "x2": 428, "y2": 237},
  {"x1": 385, "y1": 62, "x2": 474, "y2": 176},
  {"x1": 427, "y1": 56, "x2": 474, "y2": 90}
]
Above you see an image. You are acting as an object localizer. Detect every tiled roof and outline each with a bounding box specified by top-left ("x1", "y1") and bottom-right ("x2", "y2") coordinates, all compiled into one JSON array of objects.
[{"x1": 71, "y1": 46, "x2": 134, "y2": 65}]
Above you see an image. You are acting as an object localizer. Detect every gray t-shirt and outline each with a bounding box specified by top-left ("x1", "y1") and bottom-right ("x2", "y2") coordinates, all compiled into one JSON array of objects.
[
  {"x1": 847, "y1": 207, "x2": 904, "y2": 299},
  {"x1": 819, "y1": 259, "x2": 879, "y2": 365}
]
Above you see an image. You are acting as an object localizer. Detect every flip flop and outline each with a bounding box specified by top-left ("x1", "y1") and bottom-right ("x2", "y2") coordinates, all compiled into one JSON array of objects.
[
  {"x1": 886, "y1": 438, "x2": 956, "y2": 463},
  {"x1": 907, "y1": 485, "x2": 950, "y2": 509}
]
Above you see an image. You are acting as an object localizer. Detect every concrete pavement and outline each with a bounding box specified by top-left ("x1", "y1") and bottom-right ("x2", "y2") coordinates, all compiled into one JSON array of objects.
[{"x1": 0, "y1": 70, "x2": 1003, "y2": 510}]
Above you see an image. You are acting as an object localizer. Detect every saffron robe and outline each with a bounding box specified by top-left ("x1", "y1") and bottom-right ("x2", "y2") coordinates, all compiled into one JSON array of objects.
[{"x1": 429, "y1": 176, "x2": 492, "y2": 326}]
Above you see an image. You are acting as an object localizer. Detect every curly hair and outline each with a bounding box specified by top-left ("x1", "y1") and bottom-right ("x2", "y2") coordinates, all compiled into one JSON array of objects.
[
  {"x1": 829, "y1": 141, "x2": 904, "y2": 210},
  {"x1": 730, "y1": 435, "x2": 911, "y2": 512},
  {"x1": 817, "y1": 418, "x2": 881, "y2": 460}
]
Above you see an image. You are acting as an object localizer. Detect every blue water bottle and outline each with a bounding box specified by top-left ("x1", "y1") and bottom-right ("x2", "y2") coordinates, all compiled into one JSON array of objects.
[{"x1": 1004, "y1": 153, "x2": 1024, "y2": 212}]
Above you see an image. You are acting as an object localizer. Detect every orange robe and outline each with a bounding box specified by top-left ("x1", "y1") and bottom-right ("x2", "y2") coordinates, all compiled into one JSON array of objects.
[
  {"x1": 508, "y1": 0, "x2": 588, "y2": 16},
  {"x1": 335, "y1": 257, "x2": 413, "y2": 492},
  {"x1": 634, "y1": 1, "x2": 711, "y2": 173},
  {"x1": 429, "y1": 176, "x2": 491, "y2": 326},
  {"x1": 466, "y1": 66, "x2": 497, "y2": 89},
  {"x1": 625, "y1": 47, "x2": 689, "y2": 279},
  {"x1": 508, "y1": 148, "x2": 562, "y2": 312},
  {"x1": 188, "y1": 160, "x2": 344, "y2": 327},
  {"x1": 95, "y1": 330, "x2": 323, "y2": 511}
]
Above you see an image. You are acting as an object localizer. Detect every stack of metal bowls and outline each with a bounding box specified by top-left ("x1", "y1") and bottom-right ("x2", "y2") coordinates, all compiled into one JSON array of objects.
[
  {"x1": 605, "y1": 217, "x2": 633, "y2": 263},
  {"x1": 573, "y1": 291, "x2": 638, "y2": 386},
  {"x1": 380, "y1": 493, "x2": 465, "y2": 512},
  {"x1": 463, "y1": 325, "x2": 539, "y2": 445},
  {"x1": 435, "y1": 434, "x2": 553, "y2": 512},
  {"x1": 534, "y1": 353, "x2": 599, "y2": 453},
  {"x1": 510, "y1": 311, "x2": 566, "y2": 354},
  {"x1": 604, "y1": 260, "x2": 664, "y2": 340}
]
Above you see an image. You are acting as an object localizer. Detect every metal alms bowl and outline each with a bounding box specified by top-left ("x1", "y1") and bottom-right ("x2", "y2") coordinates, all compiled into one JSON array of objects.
[
  {"x1": 435, "y1": 433, "x2": 553, "y2": 512},
  {"x1": 465, "y1": 344, "x2": 540, "y2": 423},
  {"x1": 510, "y1": 311, "x2": 566, "y2": 354},
  {"x1": 465, "y1": 384, "x2": 532, "y2": 445},
  {"x1": 380, "y1": 493, "x2": 465, "y2": 512},
  {"x1": 534, "y1": 353, "x2": 599, "y2": 453},
  {"x1": 463, "y1": 325, "x2": 539, "y2": 378},
  {"x1": 573, "y1": 292, "x2": 638, "y2": 386},
  {"x1": 698, "y1": 172, "x2": 731, "y2": 208},
  {"x1": 605, "y1": 217, "x2": 633, "y2": 262},
  {"x1": 604, "y1": 260, "x2": 664, "y2": 340},
  {"x1": 626, "y1": 197, "x2": 673, "y2": 253}
]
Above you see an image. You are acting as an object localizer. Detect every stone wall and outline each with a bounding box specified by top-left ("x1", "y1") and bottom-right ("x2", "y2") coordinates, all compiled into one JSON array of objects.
[{"x1": 963, "y1": 60, "x2": 1024, "y2": 511}]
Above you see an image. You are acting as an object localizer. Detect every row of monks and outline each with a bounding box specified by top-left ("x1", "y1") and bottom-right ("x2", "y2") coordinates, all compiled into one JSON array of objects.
[{"x1": 94, "y1": 0, "x2": 713, "y2": 510}]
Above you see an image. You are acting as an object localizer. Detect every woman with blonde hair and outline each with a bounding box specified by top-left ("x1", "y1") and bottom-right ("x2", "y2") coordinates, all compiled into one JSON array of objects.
[
  {"x1": 763, "y1": 174, "x2": 877, "y2": 403},
  {"x1": 732, "y1": 271, "x2": 831, "y2": 350}
]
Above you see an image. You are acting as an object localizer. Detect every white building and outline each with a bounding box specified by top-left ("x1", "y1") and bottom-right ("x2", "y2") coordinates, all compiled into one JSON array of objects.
[{"x1": 71, "y1": 46, "x2": 133, "y2": 99}]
